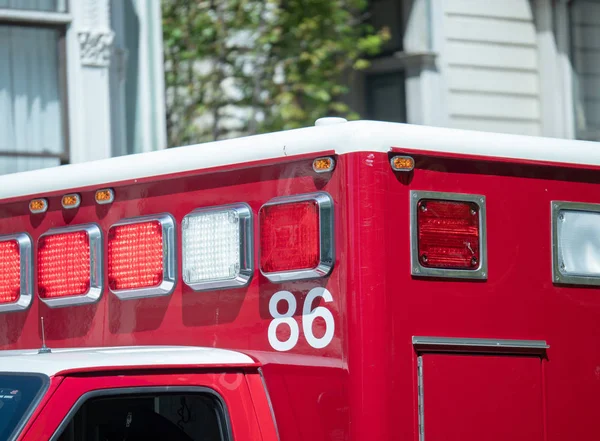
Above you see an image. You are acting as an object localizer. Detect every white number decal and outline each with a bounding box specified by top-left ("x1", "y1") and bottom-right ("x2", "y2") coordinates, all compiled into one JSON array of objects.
[
  {"x1": 268, "y1": 288, "x2": 335, "y2": 351},
  {"x1": 302, "y1": 287, "x2": 335, "y2": 349},
  {"x1": 268, "y1": 290, "x2": 299, "y2": 352}
]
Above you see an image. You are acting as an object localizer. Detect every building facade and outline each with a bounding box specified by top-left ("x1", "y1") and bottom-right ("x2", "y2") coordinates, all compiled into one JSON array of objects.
[
  {"x1": 351, "y1": 0, "x2": 600, "y2": 143},
  {"x1": 0, "y1": 0, "x2": 166, "y2": 175},
  {"x1": 0, "y1": 0, "x2": 598, "y2": 177}
]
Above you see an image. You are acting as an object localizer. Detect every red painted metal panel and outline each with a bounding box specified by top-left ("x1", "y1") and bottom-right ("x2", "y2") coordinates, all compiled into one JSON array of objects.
[
  {"x1": 421, "y1": 354, "x2": 544, "y2": 441},
  {"x1": 19, "y1": 371, "x2": 263, "y2": 441}
]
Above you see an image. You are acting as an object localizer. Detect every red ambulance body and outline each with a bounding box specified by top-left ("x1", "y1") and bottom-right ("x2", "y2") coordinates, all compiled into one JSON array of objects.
[{"x1": 0, "y1": 119, "x2": 599, "y2": 441}]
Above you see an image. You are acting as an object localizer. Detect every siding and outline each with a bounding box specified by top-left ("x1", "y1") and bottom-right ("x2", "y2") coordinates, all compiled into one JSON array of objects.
[
  {"x1": 443, "y1": 0, "x2": 542, "y2": 136},
  {"x1": 571, "y1": 0, "x2": 600, "y2": 140}
]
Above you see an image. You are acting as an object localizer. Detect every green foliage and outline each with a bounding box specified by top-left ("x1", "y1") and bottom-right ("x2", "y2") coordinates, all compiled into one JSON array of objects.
[{"x1": 162, "y1": 0, "x2": 389, "y2": 146}]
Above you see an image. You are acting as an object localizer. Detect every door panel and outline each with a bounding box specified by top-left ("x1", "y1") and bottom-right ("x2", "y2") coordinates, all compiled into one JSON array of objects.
[
  {"x1": 19, "y1": 372, "x2": 262, "y2": 441},
  {"x1": 421, "y1": 354, "x2": 544, "y2": 441}
]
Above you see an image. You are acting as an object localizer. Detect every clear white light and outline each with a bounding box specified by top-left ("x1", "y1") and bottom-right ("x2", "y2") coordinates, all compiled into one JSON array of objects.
[
  {"x1": 182, "y1": 209, "x2": 241, "y2": 284},
  {"x1": 557, "y1": 210, "x2": 600, "y2": 276}
]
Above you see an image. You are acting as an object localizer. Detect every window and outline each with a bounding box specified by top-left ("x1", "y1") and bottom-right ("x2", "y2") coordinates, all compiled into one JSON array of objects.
[
  {"x1": 0, "y1": 0, "x2": 70, "y2": 175},
  {"x1": 345, "y1": 0, "x2": 407, "y2": 123},
  {"x1": 0, "y1": 373, "x2": 48, "y2": 441},
  {"x1": 569, "y1": 0, "x2": 600, "y2": 141},
  {"x1": 55, "y1": 391, "x2": 228, "y2": 441}
]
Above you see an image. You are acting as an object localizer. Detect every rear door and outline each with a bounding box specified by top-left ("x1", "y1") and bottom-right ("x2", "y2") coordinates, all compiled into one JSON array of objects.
[{"x1": 19, "y1": 370, "x2": 264, "y2": 441}]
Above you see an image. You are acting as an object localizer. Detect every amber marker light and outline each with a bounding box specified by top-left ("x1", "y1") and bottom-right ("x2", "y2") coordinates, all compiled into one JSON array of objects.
[
  {"x1": 312, "y1": 157, "x2": 335, "y2": 173},
  {"x1": 95, "y1": 188, "x2": 115, "y2": 205},
  {"x1": 390, "y1": 155, "x2": 415, "y2": 172},
  {"x1": 61, "y1": 193, "x2": 81, "y2": 209},
  {"x1": 29, "y1": 198, "x2": 48, "y2": 214}
]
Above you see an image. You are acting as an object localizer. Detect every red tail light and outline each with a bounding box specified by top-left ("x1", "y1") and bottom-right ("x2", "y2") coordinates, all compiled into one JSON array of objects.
[
  {"x1": 38, "y1": 231, "x2": 91, "y2": 298},
  {"x1": 259, "y1": 193, "x2": 334, "y2": 282},
  {"x1": 0, "y1": 240, "x2": 21, "y2": 304},
  {"x1": 37, "y1": 225, "x2": 102, "y2": 307},
  {"x1": 416, "y1": 199, "x2": 480, "y2": 269},
  {"x1": 107, "y1": 215, "x2": 176, "y2": 298},
  {"x1": 0, "y1": 234, "x2": 33, "y2": 311}
]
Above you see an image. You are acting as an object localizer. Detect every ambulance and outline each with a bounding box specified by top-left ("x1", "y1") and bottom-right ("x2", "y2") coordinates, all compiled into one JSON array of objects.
[{"x1": 0, "y1": 118, "x2": 598, "y2": 441}]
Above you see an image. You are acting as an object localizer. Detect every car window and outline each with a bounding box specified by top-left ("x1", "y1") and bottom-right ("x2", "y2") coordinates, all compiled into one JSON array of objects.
[
  {"x1": 0, "y1": 373, "x2": 47, "y2": 441},
  {"x1": 55, "y1": 391, "x2": 228, "y2": 441}
]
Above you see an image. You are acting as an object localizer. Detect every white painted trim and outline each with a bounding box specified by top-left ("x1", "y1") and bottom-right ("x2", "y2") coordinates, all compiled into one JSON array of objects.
[
  {"x1": 0, "y1": 346, "x2": 255, "y2": 376},
  {"x1": 555, "y1": 0, "x2": 576, "y2": 139},
  {"x1": 1, "y1": 120, "x2": 600, "y2": 201},
  {"x1": 0, "y1": 9, "x2": 72, "y2": 24},
  {"x1": 535, "y1": 0, "x2": 566, "y2": 138}
]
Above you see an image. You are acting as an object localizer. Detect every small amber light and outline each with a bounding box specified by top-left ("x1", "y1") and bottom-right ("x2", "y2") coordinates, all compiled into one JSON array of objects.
[
  {"x1": 391, "y1": 155, "x2": 415, "y2": 172},
  {"x1": 313, "y1": 157, "x2": 335, "y2": 173},
  {"x1": 61, "y1": 193, "x2": 81, "y2": 209},
  {"x1": 95, "y1": 188, "x2": 114, "y2": 205},
  {"x1": 29, "y1": 198, "x2": 48, "y2": 214}
]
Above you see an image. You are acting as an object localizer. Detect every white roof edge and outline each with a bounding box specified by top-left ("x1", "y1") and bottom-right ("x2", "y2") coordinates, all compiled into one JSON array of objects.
[
  {"x1": 0, "y1": 346, "x2": 256, "y2": 376},
  {"x1": 1, "y1": 120, "x2": 599, "y2": 201}
]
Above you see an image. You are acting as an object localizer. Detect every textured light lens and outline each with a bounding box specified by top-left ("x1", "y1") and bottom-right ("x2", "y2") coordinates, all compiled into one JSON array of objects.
[
  {"x1": 557, "y1": 210, "x2": 600, "y2": 276},
  {"x1": 38, "y1": 231, "x2": 91, "y2": 298},
  {"x1": 108, "y1": 221, "x2": 164, "y2": 290},
  {"x1": 183, "y1": 209, "x2": 241, "y2": 283},
  {"x1": 0, "y1": 240, "x2": 20, "y2": 303}
]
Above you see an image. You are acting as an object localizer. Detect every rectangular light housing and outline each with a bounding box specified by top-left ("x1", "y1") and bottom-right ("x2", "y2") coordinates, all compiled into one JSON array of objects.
[
  {"x1": 182, "y1": 203, "x2": 253, "y2": 291},
  {"x1": 107, "y1": 214, "x2": 176, "y2": 299},
  {"x1": 37, "y1": 225, "x2": 102, "y2": 307},
  {"x1": 411, "y1": 191, "x2": 487, "y2": 280},
  {"x1": 0, "y1": 233, "x2": 33, "y2": 312},
  {"x1": 552, "y1": 201, "x2": 600, "y2": 285},
  {"x1": 259, "y1": 192, "x2": 334, "y2": 282}
]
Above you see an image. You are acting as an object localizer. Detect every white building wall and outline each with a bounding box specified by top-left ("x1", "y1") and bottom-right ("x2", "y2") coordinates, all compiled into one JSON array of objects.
[{"x1": 440, "y1": 0, "x2": 542, "y2": 136}]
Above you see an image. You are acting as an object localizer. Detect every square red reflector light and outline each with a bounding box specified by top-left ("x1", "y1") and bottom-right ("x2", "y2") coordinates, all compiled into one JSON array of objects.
[
  {"x1": 37, "y1": 225, "x2": 102, "y2": 307},
  {"x1": 38, "y1": 231, "x2": 91, "y2": 298},
  {"x1": 413, "y1": 193, "x2": 487, "y2": 277},
  {"x1": 0, "y1": 234, "x2": 33, "y2": 311},
  {"x1": 259, "y1": 193, "x2": 334, "y2": 281},
  {"x1": 0, "y1": 240, "x2": 21, "y2": 304},
  {"x1": 417, "y1": 199, "x2": 479, "y2": 269},
  {"x1": 107, "y1": 215, "x2": 176, "y2": 298}
]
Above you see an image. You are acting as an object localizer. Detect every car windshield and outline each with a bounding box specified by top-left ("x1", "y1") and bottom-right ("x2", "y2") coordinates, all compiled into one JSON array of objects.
[{"x1": 0, "y1": 374, "x2": 48, "y2": 441}]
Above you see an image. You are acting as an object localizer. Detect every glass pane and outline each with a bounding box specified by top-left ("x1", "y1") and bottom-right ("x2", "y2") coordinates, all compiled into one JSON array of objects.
[
  {"x1": 0, "y1": 374, "x2": 48, "y2": 441},
  {"x1": 370, "y1": 0, "x2": 403, "y2": 54},
  {"x1": 571, "y1": 0, "x2": 600, "y2": 141},
  {"x1": 56, "y1": 393, "x2": 227, "y2": 441},
  {"x1": 0, "y1": 25, "x2": 65, "y2": 174},
  {"x1": 366, "y1": 71, "x2": 407, "y2": 123},
  {"x1": 0, "y1": 0, "x2": 66, "y2": 13}
]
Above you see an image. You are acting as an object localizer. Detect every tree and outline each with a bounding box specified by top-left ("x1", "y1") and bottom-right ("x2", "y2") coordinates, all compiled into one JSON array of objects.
[{"x1": 162, "y1": 0, "x2": 389, "y2": 147}]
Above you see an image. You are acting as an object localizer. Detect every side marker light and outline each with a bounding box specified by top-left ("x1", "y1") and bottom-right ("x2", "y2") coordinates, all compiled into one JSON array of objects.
[
  {"x1": 95, "y1": 188, "x2": 115, "y2": 205},
  {"x1": 62, "y1": 193, "x2": 81, "y2": 209},
  {"x1": 29, "y1": 198, "x2": 48, "y2": 214},
  {"x1": 313, "y1": 157, "x2": 335, "y2": 173},
  {"x1": 391, "y1": 155, "x2": 415, "y2": 172}
]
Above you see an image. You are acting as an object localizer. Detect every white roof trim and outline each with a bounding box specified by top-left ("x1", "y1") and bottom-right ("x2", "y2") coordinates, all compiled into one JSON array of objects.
[
  {"x1": 0, "y1": 346, "x2": 255, "y2": 376},
  {"x1": 1, "y1": 120, "x2": 599, "y2": 201}
]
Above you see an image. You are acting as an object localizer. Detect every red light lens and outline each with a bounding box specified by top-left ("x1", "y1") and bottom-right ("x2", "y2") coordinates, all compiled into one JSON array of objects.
[
  {"x1": 108, "y1": 221, "x2": 163, "y2": 290},
  {"x1": 417, "y1": 199, "x2": 480, "y2": 269},
  {"x1": 260, "y1": 201, "x2": 320, "y2": 273},
  {"x1": 38, "y1": 231, "x2": 91, "y2": 298},
  {"x1": 0, "y1": 240, "x2": 20, "y2": 304}
]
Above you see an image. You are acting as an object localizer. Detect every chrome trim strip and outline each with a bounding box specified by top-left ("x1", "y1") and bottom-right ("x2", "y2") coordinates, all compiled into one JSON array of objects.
[
  {"x1": 410, "y1": 190, "x2": 488, "y2": 280},
  {"x1": 417, "y1": 356, "x2": 425, "y2": 441},
  {"x1": 182, "y1": 203, "x2": 253, "y2": 291},
  {"x1": 551, "y1": 200, "x2": 600, "y2": 286},
  {"x1": 259, "y1": 192, "x2": 334, "y2": 283},
  {"x1": 412, "y1": 336, "x2": 549, "y2": 349},
  {"x1": 0, "y1": 233, "x2": 33, "y2": 313},
  {"x1": 38, "y1": 224, "x2": 103, "y2": 308},
  {"x1": 108, "y1": 213, "x2": 176, "y2": 300}
]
